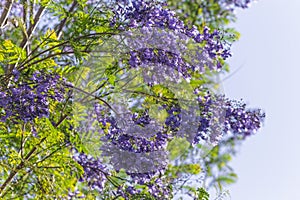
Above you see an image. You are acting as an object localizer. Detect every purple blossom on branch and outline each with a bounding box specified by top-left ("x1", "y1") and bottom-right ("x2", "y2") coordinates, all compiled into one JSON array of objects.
[
  {"x1": 96, "y1": 107, "x2": 171, "y2": 153},
  {"x1": 111, "y1": 0, "x2": 231, "y2": 63},
  {"x1": 0, "y1": 71, "x2": 66, "y2": 123},
  {"x1": 123, "y1": 170, "x2": 172, "y2": 199},
  {"x1": 221, "y1": 0, "x2": 254, "y2": 9},
  {"x1": 194, "y1": 92, "x2": 265, "y2": 145},
  {"x1": 73, "y1": 152, "x2": 107, "y2": 193}
]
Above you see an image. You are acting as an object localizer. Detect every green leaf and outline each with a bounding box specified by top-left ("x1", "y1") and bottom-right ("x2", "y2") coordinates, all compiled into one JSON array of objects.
[{"x1": 196, "y1": 187, "x2": 210, "y2": 200}]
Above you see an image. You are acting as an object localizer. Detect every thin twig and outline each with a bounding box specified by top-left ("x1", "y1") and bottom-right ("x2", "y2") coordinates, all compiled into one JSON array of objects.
[
  {"x1": 68, "y1": 84, "x2": 117, "y2": 114},
  {"x1": 221, "y1": 63, "x2": 245, "y2": 82},
  {"x1": 34, "y1": 142, "x2": 67, "y2": 166},
  {"x1": 7, "y1": 1, "x2": 50, "y2": 75},
  {"x1": 0, "y1": 107, "x2": 72, "y2": 196},
  {"x1": 56, "y1": 1, "x2": 78, "y2": 40},
  {"x1": 0, "y1": 0, "x2": 14, "y2": 29},
  {"x1": 17, "y1": 32, "x2": 115, "y2": 70},
  {"x1": 0, "y1": 137, "x2": 47, "y2": 197},
  {"x1": 19, "y1": 3, "x2": 49, "y2": 49}
]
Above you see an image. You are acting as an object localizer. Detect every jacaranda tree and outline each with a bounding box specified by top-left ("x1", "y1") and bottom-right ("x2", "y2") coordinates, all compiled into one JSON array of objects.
[{"x1": 0, "y1": 0, "x2": 264, "y2": 199}]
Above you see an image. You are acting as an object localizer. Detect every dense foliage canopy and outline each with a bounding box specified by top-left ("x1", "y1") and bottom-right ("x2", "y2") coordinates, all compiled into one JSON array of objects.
[{"x1": 0, "y1": 0, "x2": 264, "y2": 199}]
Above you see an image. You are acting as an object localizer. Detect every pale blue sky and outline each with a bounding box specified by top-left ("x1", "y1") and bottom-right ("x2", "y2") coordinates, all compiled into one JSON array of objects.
[{"x1": 223, "y1": 0, "x2": 300, "y2": 199}]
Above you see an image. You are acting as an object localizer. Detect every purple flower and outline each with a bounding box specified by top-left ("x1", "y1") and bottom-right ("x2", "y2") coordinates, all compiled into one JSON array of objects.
[
  {"x1": 73, "y1": 152, "x2": 107, "y2": 193},
  {"x1": 0, "y1": 71, "x2": 67, "y2": 124},
  {"x1": 193, "y1": 93, "x2": 265, "y2": 145},
  {"x1": 111, "y1": 0, "x2": 231, "y2": 64},
  {"x1": 223, "y1": 0, "x2": 253, "y2": 9}
]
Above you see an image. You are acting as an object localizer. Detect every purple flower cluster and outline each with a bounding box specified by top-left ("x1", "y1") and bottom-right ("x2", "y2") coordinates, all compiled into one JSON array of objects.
[
  {"x1": 96, "y1": 108, "x2": 170, "y2": 153},
  {"x1": 0, "y1": 71, "x2": 65, "y2": 123},
  {"x1": 112, "y1": 0, "x2": 231, "y2": 62},
  {"x1": 73, "y1": 152, "x2": 107, "y2": 193},
  {"x1": 66, "y1": 190, "x2": 85, "y2": 199},
  {"x1": 129, "y1": 49, "x2": 192, "y2": 79},
  {"x1": 194, "y1": 93, "x2": 265, "y2": 145},
  {"x1": 221, "y1": 0, "x2": 253, "y2": 9},
  {"x1": 119, "y1": 170, "x2": 171, "y2": 199},
  {"x1": 164, "y1": 105, "x2": 181, "y2": 131},
  {"x1": 223, "y1": 99, "x2": 265, "y2": 136}
]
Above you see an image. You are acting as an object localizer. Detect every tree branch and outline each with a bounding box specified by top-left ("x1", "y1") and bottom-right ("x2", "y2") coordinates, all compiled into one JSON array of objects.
[
  {"x1": 19, "y1": 4, "x2": 48, "y2": 49},
  {"x1": 68, "y1": 84, "x2": 118, "y2": 114},
  {"x1": 6, "y1": 2, "x2": 50, "y2": 75},
  {"x1": 0, "y1": 0, "x2": 14, "y2": 29},
  {"x1": 0, "y1": 98, "x2": 79, "y2": 196},
  {"x1": 17, "y1": 32, "x2": 115, "y2": 70},
  {"x1": 0, "y1": 137, "x2": 47, "y2": 197},
  {"x1": 56, "y1": 1, "x2": 78, "y2": 40}
]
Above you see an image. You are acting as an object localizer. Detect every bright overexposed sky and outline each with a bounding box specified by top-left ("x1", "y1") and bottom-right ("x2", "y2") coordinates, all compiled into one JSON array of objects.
[{"x1": 223, "y1": 0, "x2": 300, "y2": 199}]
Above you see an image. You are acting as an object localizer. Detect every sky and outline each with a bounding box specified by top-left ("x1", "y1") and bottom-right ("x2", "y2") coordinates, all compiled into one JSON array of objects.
[{"x1": 223, "y1": 0, "x2": 300, "y2": 199}]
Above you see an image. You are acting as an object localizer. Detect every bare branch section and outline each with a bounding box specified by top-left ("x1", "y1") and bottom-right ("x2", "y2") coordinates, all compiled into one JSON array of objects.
[
  {"x1": 56, "y1": 1, "x2": 78, "y2": 40},
  {"x1": 6, "y1": 1, "x2": 50, "y2": 75},
  {"x1": 0, "y1": 0, "x2": 14, "y2": 29},
  {"x1": 19, "y1": 4, "x2": 47, "y2": 49}
]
